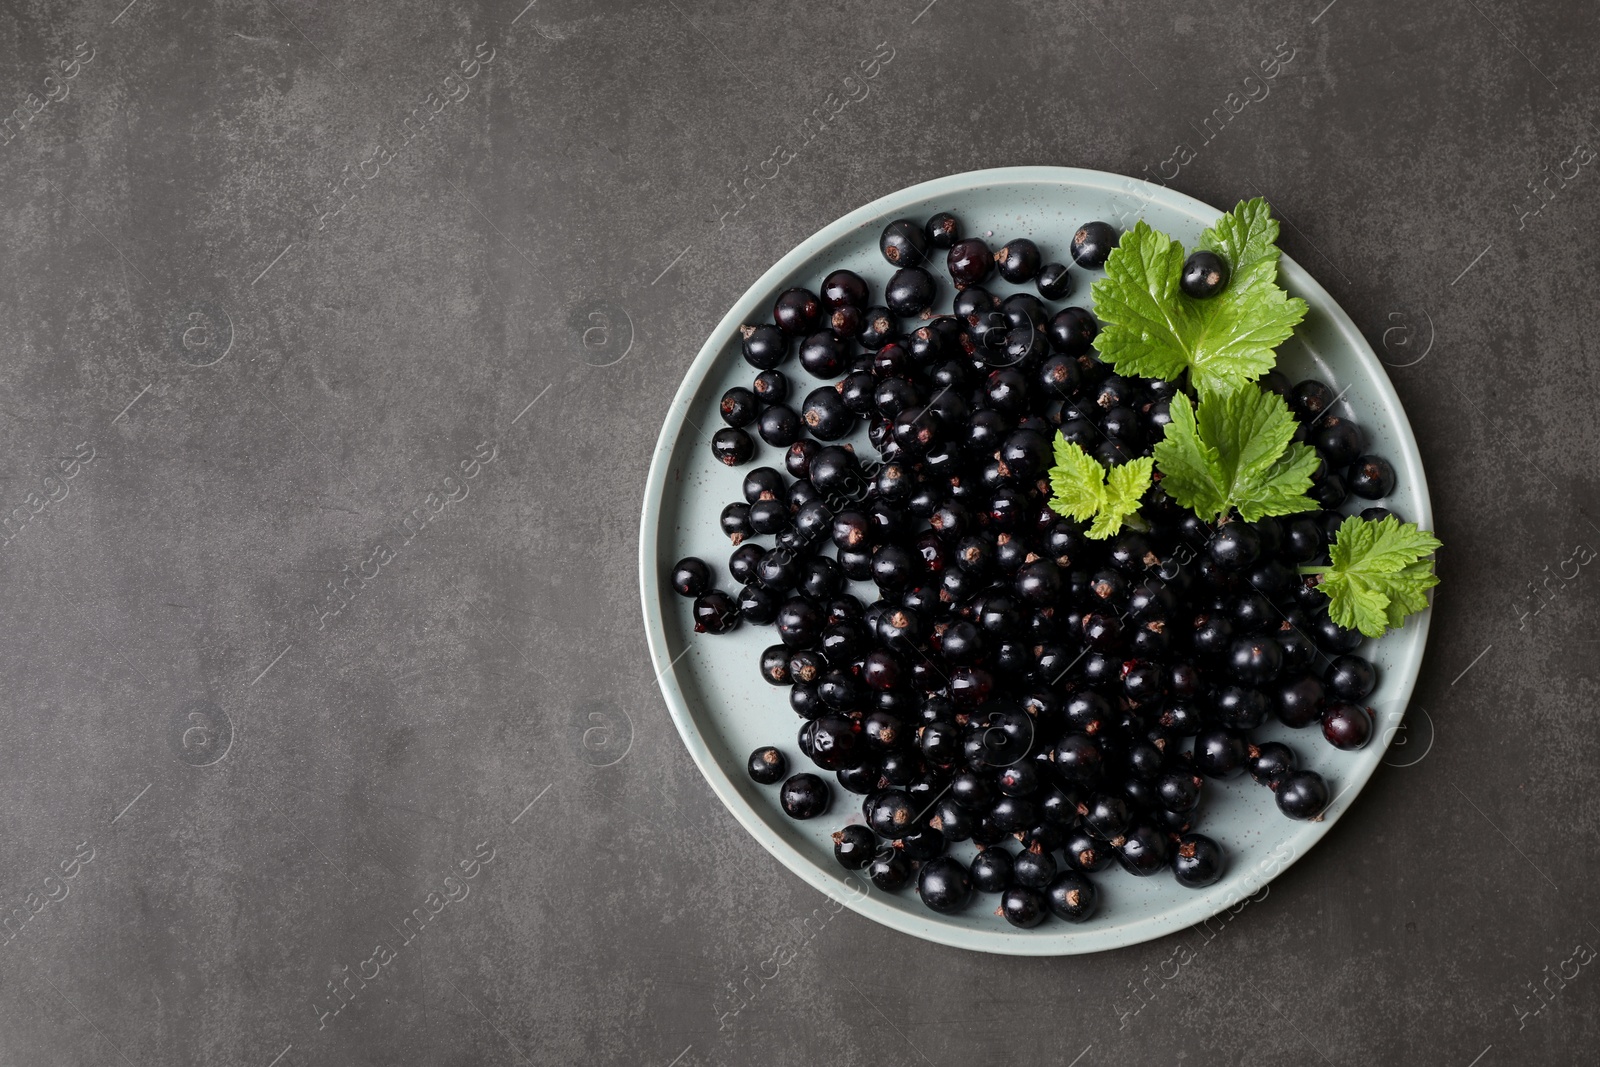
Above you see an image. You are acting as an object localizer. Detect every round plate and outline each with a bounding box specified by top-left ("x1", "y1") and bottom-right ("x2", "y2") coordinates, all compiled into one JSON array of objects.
[{"x1": 638, "y1": 166, "x2": 1433, "y2": 955}]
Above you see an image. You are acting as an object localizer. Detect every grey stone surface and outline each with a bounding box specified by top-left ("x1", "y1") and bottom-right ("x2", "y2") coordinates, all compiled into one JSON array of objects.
[{"x1": 0, "y1": 0, "x2": 1596, "y2": 1064}]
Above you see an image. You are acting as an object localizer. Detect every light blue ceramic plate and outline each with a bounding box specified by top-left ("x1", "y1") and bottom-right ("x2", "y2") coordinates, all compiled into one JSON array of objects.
[{"x1": 638, "y1": 167, "x2": 1432, "y2": 955}]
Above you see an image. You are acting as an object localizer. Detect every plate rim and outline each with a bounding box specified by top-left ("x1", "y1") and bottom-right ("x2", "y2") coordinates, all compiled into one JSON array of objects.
[{"x1": 637, "y1": 165, "x2": 1433, "y2": 956}]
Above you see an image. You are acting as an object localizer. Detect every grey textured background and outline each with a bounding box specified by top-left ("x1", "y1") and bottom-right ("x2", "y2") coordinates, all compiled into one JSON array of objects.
[{"x1": 0, "y1": 0, "x2": 1595, "y2": 1064}]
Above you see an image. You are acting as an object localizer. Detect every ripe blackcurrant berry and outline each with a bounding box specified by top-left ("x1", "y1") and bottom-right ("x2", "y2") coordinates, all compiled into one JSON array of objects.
[
  {"x1": 1326, "y1": 654, "x2": 1376, "y2": 700},
  {"x1": 798, "y1": 331, "x2": 846, "y2": 379},
  {"x1": 821, "y1": 268, "x2": 869, "y2": 310},
  {"x1": 1047, "y1": 871, "x2": 1098, "y2": 921},
  {"x1": 947, "y1": 237, "x2": 994, "y2": 289},
  {"x1": 1000, "y1": 886, "x2": 1047, "y2": 928},
  {"x1": 801, "y1": 386, "x2": 855, "y2": 441},
  {"x1": 996, "y1": 238, "x2": 1042, "y2": 283},
  {"x1": 1290, "y1": 379, "x2": 1335, "y2": 421},
  {"x1": 1320, "y1": 701, "x2": 1373, "y2": 750},
  {"x1": 925, "y1": 211, "x2": 961, "y2": 248},
  {"x1": 773, "y1": 288, "x2": 821, "y2": 335},
  {"x1": 1047, "y1": 307, "x2": 1098, "y2": 356},
  {"x1": 719, "y1": 387, "x2": 758, "y2": 428},
  {"x1": 747, "y1": 746, "x2": 788, "y2": 784},
  {"x1": 752, "y1": 368, "x2": 789, "y2": 403},
  {"x1": 711, "y1": 428, "x2": 754, "y2": 466},
  {"x1": 916, "y1": 856, "x2": 973, "y2": 914},
  {"x1": 1274, "y1": 770, "x2": 1330, "y2": 820},
  {"x1": 1210, "y1": 527, "x2": 1261, "y2": 574},
  {"x1": 1035, "y1": 261, "x2": 1073, "y2": 300},
  {"x1": 880, "y1": 218, "x2": 929, "y2": 267},
  {"x1": 868, "y1": 848, "x2": 912, "y2": 890},
  {"x1": 670, "y1": 557, "x2": 711, "y2": 598},
  {"x1": 1180, "y1": 250, "x2": 1229, "y2": 299},
  {"x1": 970, "y1": 847, "x2": 1013, "y2": 893},
  {"x1": 1069, "y1": 221, "x2": 1117, "y2": 268},
  {"x1": 779, "y1": 773, "x2": 830, "y2": 819},
  {"x1": 1172, "y1": 833, "x2": 1226, "y2": 888},
  {"x1": 1193, "y1": 727, "x2": 1247, "y2": 778},
  {"x1": 740, "y1": 323, "x2": 789, "y2": 369},
  {"x1": 1348, "y1": 455, "x2": 1396, "y2": 499},
  {"x1": 886, "y1": 267, "x2": 936, "y2": 317},
  {"x1": 832, "y1": 825, "x2": 876, "y2": 869},
  {"x1": 692, "y1": 590, "x2": 740, "y2": 634},
  {"x1": 1115, "y1": 823, "x2": 1170, "y2": 876},
  {"x1": 1313, "y1": 416, "x2": 1364, "y2": 467},
  {"x1": 1247, "y1": 741, "x2": 1296, "y2": 785}
]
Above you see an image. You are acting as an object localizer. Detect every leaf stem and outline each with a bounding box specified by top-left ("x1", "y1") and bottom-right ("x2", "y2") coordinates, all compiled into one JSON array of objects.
[{"x1": 1297, "y1": 565, "x2": 1329, "y2": 576}]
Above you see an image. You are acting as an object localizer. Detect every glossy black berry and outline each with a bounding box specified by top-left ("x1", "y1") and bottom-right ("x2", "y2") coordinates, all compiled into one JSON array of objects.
[
  {"x1": 1180, "y1": 250, "x2": 1229, "y2": 299},
  {"x1": 780, "y1": 773, "x2": 830, "y2": 819},
  {"x1": 736, "y1": 584, "x2": 781, "y2": 625},
  {"x1": 756, "y1": 405, "x2": 801, "y2": 447},
  {"x1": 1013, "y1": 847, "x2": 1057, "y2": 890},
  {"x1": 798, "y1": 331, "x2": 846, "y2": 379},
  {"x1": 741, "y1": 466, "x2": 783, "y2": 502},
  {"x1": 880, "y1": 218, "x2": 929, "y2": 267},
  {"x1": 886, "y1": 267, "x2": 936, "y2": 317},
  {"x1": 1291, "y1": 379, "x2": 1335, "y2": 421},
  {"x1": 828, "y1": 305, "x2": 862, "y2": 340},
  {"x1": 752, "y1": 369, "x2": 789, "y2": 404},
  {"x1": 719, "y1": 387, "x2": 758, "y2": 428},
  {"x1": 925, "y1": 212, "x2": 961, "y2": 249},
  {"x1": 740, "y1": 323, "x2": 789, "y2": 369},
  {"x1": 720, "y1": 502, "x2": 754, "y2": 544},
  {"x1": 1312, "y1": 612, "x2": 1363, "y2": 655},
  {"x1": 773, "y1": 288, "x2": 822, "y2": 335},
  {"x1": 1115, "y1": 823, "x2": 1170, "y2": 876},
  {"x1": 849, "y1": 310, "x2": 892, "y2": 353},
  {"x1": 1069, "y1": 221, "x2": 1117, "y2": 269},
  {"x1": 947, "y1": 237, "x2": 994, "y2": 289},
  {"x1": 916, "y1": 856, "x2": 973, "y2": 914},
  {"x1": 748, "y1": 746, "x2": 788, "y2": 784},
  {"x1": 1325, "y1": 655, "x2": 1376, "y2": 701},
  {"x1": 671, "y1": 557, "x2": 711, "y2": 598},
  {"x1": 1047, "y1": 307, "x2": 1098, "y2": 356},
  {"x1": 1228, "y1": 638, "x2": 1283, "y2": 687},
  {"x1": 1247, "y1": 741, "x2": 1296, "y2": 785},
  {"x1": 868, "y1": 847, "x2": 913, "y2": 890},
  {"x1": 1313, "y1": 416, "x2": 1364, "y2": 467},
  {"x1": 1275, "y1": 673, "x2": 1325, "y2": 728},
  {"x1": 953, "y1": 287, "x2": 999, "y2": 323},
  {"x1": 758, "y1": 645, "x2": 792, "y2": 687},
  {"x1": 1193, "y1": 727, "x2": 1247, "y2": 778},
  {"x1": 1348, "y1": 455, "x2": 1396, "y2": 499},
  {"x1": 1172, "y1": 833, "x2": 1225, "y2": 888},
  {"x1": 1209, "y1": 523, "x2": 1261, "y2": 569},
  {"x1": 832, "y1": 824, "x2": 876, "y2": 869},
  {"x1": 711, "y1": 428, "x2": 754, "y2": 466},
  {"x1": 1157, "y1": 772, "x2": 1204, "y2": 812},
  {"x1": 970, "y1": 847, "x2": 1013, "y2": 893},
  {"x1": 995, "y1": 238, "x2": 1042, "y2": 283},
  {"x1": 1274, "y1": 769, "x2": 1330, "y2": 820},
  {"x1": 1046, "y1": 871, "x2": 1098, "y2": 922},
  {"x1": 1000, "y1": 886, "x2": 1047, "y2": 928},
  {"x1": 775, "y1": 597, "x2": 824, "y2": 648},
  {"x1": 821, "y1": 269, "x2": 869, "y2": 310},
  {"x1": 692, "y1": 590, "x2": 740, "y2": 634},
  {"x1": 801, "y1": 386, "x2": 854, "y2": 441},
  {"x1": 1035, "y1": 261, "x2": 1073, "y2": 300},
  {"x1": 1321, "y1": 701, "x2": 1373, "y2": 750}
]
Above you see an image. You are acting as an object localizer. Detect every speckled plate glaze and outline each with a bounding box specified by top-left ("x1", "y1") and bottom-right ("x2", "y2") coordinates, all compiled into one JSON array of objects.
[{"x1": 638, "y1": 166, "x2": 1433, "y2": 955}]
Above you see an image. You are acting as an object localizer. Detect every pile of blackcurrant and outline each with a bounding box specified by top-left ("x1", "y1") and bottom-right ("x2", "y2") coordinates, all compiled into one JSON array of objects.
[{"x1": 671, "y1": 212, "x2": 1398, "y2": 928}]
